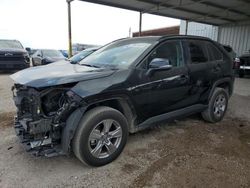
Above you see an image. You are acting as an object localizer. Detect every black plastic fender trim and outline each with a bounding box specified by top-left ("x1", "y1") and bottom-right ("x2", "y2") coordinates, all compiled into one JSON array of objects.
[
  {"x1": 61, "y1": 107, "x2": 87, "y2": 154},
  {"x1": 208, "y1": 77, "x2": 234, "y2": 99}
]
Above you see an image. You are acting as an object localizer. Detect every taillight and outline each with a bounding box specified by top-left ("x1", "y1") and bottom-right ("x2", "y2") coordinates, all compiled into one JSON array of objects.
[{"x1": 233, "y1": 58, "x2": 240, "y2": 69}]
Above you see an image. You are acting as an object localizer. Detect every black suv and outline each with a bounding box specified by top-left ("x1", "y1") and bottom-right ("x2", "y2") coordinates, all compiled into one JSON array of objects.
[
  {"x1": 11, "y1": 36, "x2": 234, "y2": 166},
  {"x1": 0, "y1": 39, "x2": 30, "y2": 70}
]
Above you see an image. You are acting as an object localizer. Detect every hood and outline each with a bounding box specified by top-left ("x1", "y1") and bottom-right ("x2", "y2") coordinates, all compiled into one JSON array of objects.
[
  {"x1": 49, "y1": 59, "x2": 69, "y2": 65},
  {"x1": 10, "y1": 62, "x2": 115, "y2": 88},
  {"x1": 0, "y1": 48, "x2": 27, "y2": 55},
  {"x1": 44, "y1": 56, "x2": 66, "y2": 62}
]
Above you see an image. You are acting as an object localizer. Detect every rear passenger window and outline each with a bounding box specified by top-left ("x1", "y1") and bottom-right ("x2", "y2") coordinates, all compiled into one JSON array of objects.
[
  {"x1": 187, "y1": 41, "x2": 208, "y2": 64},
  {"x1": 207, "y1": 43, "x2": 223, "y2": 61}
]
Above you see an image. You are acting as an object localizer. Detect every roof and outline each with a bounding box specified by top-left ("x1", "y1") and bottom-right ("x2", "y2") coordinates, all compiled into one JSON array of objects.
[
  {"x1": 115, "y1": 35, "x2": 216, "y2": 44},
  {"x1": 80, "y1": 0, "x2": 250, "y2": 26},
  {"x1": 158, "y1": 35, "x2": 218, "y2": 41}
]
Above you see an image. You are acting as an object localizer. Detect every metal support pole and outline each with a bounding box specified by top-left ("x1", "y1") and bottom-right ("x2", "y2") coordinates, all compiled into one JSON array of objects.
[
  {"x1": 67, "y1": 0, "x2": 73, "y2": 57},
  {"x1": 185, "y1": 20, "x2": 189, "y2": 35},
  {"x1": 139, "y1": 11, "x2": 142, "y2": 36}
]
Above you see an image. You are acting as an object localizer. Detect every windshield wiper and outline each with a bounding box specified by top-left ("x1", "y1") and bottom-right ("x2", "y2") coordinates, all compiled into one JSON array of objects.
[{"x1": 80, "y1": 63, "x2": 100, "y2": 68}]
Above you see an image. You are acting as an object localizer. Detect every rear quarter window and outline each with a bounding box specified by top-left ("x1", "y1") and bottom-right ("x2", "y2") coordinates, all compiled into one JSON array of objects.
[{"x1": 207, "y1": 43, "x2": 223, "y2": 61}]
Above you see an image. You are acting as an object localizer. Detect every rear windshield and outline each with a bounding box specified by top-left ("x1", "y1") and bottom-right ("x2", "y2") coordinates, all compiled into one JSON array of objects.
[{"x1": 0, "y1": 40, "x2": 23, "y2": 49}]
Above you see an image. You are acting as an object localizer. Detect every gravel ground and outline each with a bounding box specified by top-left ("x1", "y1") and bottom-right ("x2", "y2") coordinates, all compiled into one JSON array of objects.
[
  {"x1": 0, "y1": 74, "x2": 250, "y2": 188},
  {"x1": 0, "y1": 73, "x2": 14, "y2": 113}
]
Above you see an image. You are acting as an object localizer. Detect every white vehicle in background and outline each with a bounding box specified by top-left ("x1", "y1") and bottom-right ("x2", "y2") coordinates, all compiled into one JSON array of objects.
[{"x1": 31, "y1": 49, "x2": 67, "y2": 66}]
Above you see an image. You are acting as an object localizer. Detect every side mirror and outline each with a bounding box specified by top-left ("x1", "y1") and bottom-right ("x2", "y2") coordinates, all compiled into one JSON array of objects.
[
  {"x1": 147, "y1": 58, "x2": 172, "y2": 76},
  {"x1": 70, "y1": 60, "x2": 77, "y2": 64},
  {"x1": 37, "y1": 54, "x2": 41, "y2": 57},
  {"x1": 25, "y1": 47, "x2": 31, "y2": 52}
]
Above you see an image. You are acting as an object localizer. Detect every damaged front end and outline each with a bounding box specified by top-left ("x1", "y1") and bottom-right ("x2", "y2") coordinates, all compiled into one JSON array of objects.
[{"x1": 12, "y1": 83, "x2": 83, "y2": 157}]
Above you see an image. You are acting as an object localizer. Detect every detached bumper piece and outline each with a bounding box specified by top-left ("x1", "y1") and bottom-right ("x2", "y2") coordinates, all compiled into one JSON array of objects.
[{"x1": 14, "y1": 116, "x2": 62, "y2": 157}]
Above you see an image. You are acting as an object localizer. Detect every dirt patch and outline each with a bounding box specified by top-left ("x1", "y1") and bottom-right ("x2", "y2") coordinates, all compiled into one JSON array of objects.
[
  {"x1": 121, "y1": 163, "x2": 140, "y2": 174},
  {"x1": 239, "y1": 133, "x2": 250, "y2": 146},
  {"x1": 130, "y1": 117, "x2": 250, "y2": 188},
  {"x1": 0, "y1": 111, "x2": 15, "y2": 129}
]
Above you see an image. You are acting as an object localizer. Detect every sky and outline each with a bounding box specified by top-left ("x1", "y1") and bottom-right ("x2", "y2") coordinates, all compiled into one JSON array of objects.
[{"x1": 0, "y1": 0, "x2": 180, "y2": 49}]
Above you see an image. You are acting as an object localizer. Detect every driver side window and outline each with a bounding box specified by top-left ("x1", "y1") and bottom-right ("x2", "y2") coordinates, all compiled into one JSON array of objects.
[{"x1": 145, "y1": 40, "x2": 184, "y2": 68}]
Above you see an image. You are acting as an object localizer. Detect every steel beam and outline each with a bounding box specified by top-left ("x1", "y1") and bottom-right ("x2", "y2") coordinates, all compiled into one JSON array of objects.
[
  {"x1": 139, "y1": 11, "x2": 142, "y2": 36},
  {"x1": 67, "y1": 0, "x2": 73, "y2": 57}
]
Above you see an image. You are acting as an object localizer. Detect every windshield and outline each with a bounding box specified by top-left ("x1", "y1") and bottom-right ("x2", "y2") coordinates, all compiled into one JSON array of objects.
[
  {"x1": 0, "y1": 40, "x2": 23, "y2": 49},
  {"x1": 79, "y1": 40, "x2": 153, "y2": 69},
  {"x1": 70, "y1": 49, "x2": 95, "y2": 63},
  {"x1": 43, "y1": 50, "x2": 64, "y2": 58}
]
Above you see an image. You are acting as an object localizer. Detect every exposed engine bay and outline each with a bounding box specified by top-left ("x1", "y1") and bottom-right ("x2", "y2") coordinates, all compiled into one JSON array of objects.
[{"x1": 12, "y1": 83, "x2": 82, "y2": 157}]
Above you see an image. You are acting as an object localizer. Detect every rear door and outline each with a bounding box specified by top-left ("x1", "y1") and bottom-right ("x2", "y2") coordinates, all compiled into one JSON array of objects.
[{"x1": 183, "y1": 39, "x2": 212, "y2": 104}]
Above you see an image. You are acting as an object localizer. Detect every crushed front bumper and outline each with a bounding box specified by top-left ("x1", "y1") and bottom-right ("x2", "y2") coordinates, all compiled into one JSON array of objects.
[
  {"x1": 12, "y1": 84, "x2": 82, "y2": 157},
  {"x1": 14, "y1": 116, "x2": 63, "y2": 157}
]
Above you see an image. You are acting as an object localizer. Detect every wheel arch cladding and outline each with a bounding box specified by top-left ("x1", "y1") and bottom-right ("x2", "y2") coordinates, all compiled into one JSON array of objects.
[
  {"x1": 209, "y1": 77, "x2": 234, "y2": 99},
  {"x1": 61, "y1": 107, "x2": 87, "y2": 154},
  {"x1": 61, "y1": 98, "x2": 136, "y2": 154},
  {"x1": 85, "y1": 98, "x2": 136, "y2": 133}
]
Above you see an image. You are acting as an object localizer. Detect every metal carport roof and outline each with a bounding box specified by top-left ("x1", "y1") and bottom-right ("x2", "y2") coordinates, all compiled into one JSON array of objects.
[
  {"x1": 66, "y1": 0, "x2": 250, "y2": 56},
  {"x1": 79, "y1": 0, "x2": 250, "y2": 26}
]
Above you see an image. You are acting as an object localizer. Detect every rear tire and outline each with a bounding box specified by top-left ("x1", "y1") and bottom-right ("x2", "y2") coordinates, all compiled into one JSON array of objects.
[
  {"x1": 202, "y1": 88, "x2": 228, "y2": 123},
  {"x1": 72, "y1": 106, "x2": 128, "y2": 167}
]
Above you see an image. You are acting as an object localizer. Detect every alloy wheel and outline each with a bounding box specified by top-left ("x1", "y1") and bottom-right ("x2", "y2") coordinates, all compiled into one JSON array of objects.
[
  {"x1": 88, "y1": 119, "x2": 123, "y2": 159},
  {"x1": 213, "y1": 94, "x2": 226, "y2": 118}
]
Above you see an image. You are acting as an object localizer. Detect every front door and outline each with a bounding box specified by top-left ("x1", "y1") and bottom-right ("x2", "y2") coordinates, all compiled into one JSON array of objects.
[{"x1": 130, "y1": 40, "x2": 192, "y2": 118}]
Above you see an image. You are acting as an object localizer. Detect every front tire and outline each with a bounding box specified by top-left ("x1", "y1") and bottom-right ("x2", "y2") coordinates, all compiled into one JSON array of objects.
[
  {"x1": 72, "y1": 106, "x2": 128, "y2": 166},
  {"x1": 202, "y1": 88, "x2": 229, "y2": 123}
]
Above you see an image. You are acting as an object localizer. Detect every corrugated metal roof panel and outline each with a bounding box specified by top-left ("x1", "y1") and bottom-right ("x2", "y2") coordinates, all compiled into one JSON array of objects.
[
  {"x1": 179, "y1": 21, "x2": 250, "y2": 55},
  {"x1": 218, "y1": 24, "x2": 250, "y2": 56},
  {"x1": 179, "y1": 21, "x2": 218, "y2": 41},
  {"x1": 80, "y1": 0, "x2": 250, "y2": 26}
]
